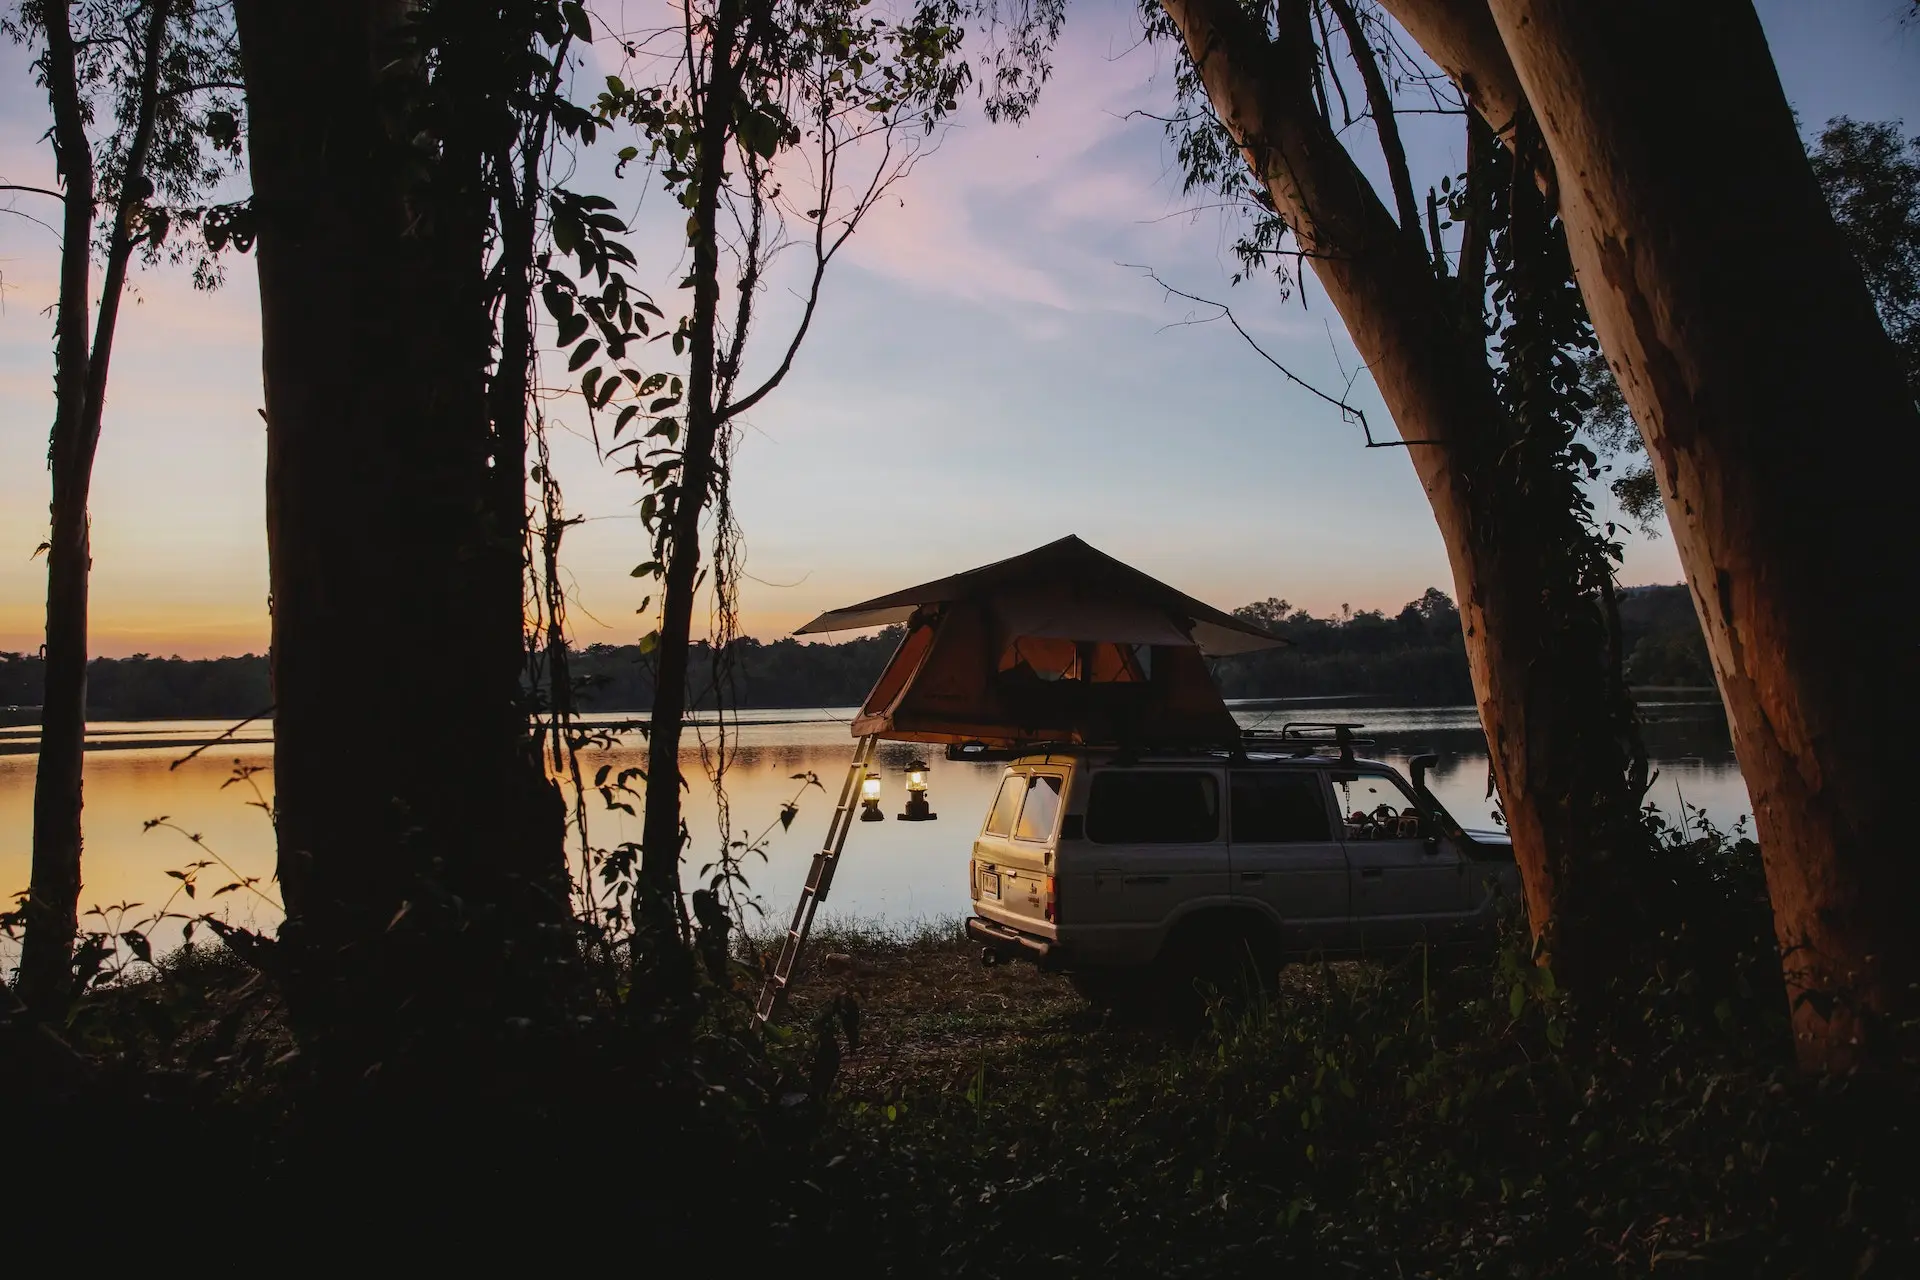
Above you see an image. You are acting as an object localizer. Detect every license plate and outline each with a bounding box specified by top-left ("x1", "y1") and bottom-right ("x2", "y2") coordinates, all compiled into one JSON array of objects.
[{"x1": 980, "y1": 870, "x2": 1001, "y2": 900}]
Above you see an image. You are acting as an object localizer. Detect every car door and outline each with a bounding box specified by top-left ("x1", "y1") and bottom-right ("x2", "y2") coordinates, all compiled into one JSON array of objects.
[
  {"x1": 1335, "y1": 770, "x2": 1471, "y2": 950},
  {"x1": 1080, "y1": 768, "x2": 1227, "y2": 965},
  {"x1": 1228, "y1": 769, "x2": 1349, "y2": 951},
  {"x1": 972, "y1": 769, "x2": 1036, "y2": 934}
]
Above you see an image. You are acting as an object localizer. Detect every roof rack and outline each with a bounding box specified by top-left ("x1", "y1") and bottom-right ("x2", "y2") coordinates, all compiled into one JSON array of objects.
[{"x1": 1243, "y1": 721, "x2": 1373, "y2": 762}]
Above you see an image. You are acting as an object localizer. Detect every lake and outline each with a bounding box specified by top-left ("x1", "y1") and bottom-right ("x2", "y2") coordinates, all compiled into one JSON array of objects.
[{"x1": 0, "y1": 698, "x2": 1747, "y2": 951}]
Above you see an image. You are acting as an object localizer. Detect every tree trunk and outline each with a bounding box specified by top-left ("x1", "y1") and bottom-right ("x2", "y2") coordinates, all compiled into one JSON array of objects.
[
  {"x1": 1157, "y1": 0, "x2": 1648, "y2": 987},
  {"x1": 636, "y1": 0, "x2": 744, "y2": 962},
  {"x1": 1481, "y1": 0, "x2": 1920, "y2": 1070},
  {"x1": 235, "y1": 1, "x2": 568, "y2": 1070},
  {"x1": 20, "y1": 0, "x2": 168, "y2": 1017}
]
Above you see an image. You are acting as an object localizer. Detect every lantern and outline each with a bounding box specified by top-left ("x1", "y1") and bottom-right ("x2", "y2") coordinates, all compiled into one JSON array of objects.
[
  {"x1": 897, "y1": 758, "x2": 937, "y2": 822},
  {"x1": 859, "y1": 771, "x2": 885, "y2": 821}
]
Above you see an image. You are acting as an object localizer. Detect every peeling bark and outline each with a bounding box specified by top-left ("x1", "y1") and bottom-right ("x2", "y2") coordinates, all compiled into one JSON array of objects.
[{"x1": 1480, "y1": 0, "x2": 1920, "y2": 1070}]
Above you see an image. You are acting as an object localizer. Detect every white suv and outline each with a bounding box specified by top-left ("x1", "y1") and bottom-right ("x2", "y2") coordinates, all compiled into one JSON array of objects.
[{"x1": 962, "y1": 737, "x2": 1519, "y2": 1005}]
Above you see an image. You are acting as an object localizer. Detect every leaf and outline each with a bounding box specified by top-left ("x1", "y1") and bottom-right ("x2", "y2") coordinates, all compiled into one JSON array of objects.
[
  {"x1": 1508, "y1": 983, "x2": 1526, "y2": 1018},
  {"x1": 638, "y1": 630, "x2": 660, "y2": 655},
  {"x1": 121, "y1": 930, "x2": 152, "y2": 965},
  {"x1": 31, "y1": 541, "x2": 50, "y2": 559},
  {"x1": 779, "y1": 803, "x2": 799, "y2": 831},
  {"x1": 567, "y1": 338, "x2": 600, "y2": 372},
  {"x1": 556, "y1": 312, "x2": 589, "y2": 346},
  {"x1": 630, "y1": 561, "x2": 662, "y2": 578},
  {"x1": 561, "y1": 0, "x2": 592, "y2": 41},
  {"x1": 594, "y1": 764, "x2": 612, "y2": 787}
]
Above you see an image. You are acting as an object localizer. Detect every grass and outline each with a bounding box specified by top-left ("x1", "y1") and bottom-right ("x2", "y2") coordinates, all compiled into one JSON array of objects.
[
  {"x1": 758, "y1": 923, "x2": 1919, "y2": 1277},
  {"x1": 765, "y1": 915, "x2": 1088, "y2": 1100},
  {"x1": 15, "y1": 889, "x2": 1916, "y2": 1272}
]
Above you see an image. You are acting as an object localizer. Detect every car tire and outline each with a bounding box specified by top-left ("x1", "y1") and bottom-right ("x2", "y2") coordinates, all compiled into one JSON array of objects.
[
  {"x1": 1068, "y1": 969, "x2": 1159, "y2": 1022},
  {"x1": 1162, "y1": 919, "x2": 1289, "y2": 1029}
]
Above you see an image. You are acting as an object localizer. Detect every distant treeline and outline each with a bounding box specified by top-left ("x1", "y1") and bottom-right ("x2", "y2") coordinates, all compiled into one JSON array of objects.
[
  {"x1": 1214, "y1": 583, "x2": 1712, "y2": 701},
  {"x1": 0, "y1": 585, "x2": 1713, "y2": 722},
  {"x1": 566, "y1": 631, "x2": 903, "y2": 711},
  {"x1": 1214, "y1": 587, "x2": 1473, "y2": 703},
  {"x1": 0, "y1": 651, "x2": 271, "y2": 721}
]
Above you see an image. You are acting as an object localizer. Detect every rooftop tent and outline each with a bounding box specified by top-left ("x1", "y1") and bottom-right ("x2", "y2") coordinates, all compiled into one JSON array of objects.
[{"x1": 795, "y1": 535, "x2": 1287, "y2": 748}]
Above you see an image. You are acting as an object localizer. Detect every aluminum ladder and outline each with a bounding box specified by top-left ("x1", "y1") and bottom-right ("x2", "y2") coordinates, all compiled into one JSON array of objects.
[{"x1": 755, "y1": 733, "x2": 877, "y2": 1023}]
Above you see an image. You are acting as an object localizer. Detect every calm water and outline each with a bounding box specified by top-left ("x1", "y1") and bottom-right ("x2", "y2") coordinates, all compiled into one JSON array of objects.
[{"x1": 0, "y1": 699, "x2": 1746, "y2": 950}]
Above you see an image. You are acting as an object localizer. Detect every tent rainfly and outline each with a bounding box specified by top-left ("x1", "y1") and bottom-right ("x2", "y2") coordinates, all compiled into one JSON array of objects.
[{"x1": 795, "y1": 535, "x2": 1287, "y2": 749}]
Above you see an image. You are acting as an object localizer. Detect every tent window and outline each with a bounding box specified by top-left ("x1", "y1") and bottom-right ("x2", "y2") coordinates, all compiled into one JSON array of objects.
[
  {"x1": 998, "y1": 635, "x2": 1081, "y2": 681},
  {"x1": 983, "y1": 773, "x2": 1025, "y2": 837},
  {"x1": 1086, "y1": 642, "x2": 1150, "y2": 683},
  {"x1": 998, "y1": 638, "x2": 1152, "y2": 684},
  {"x1": 1086, "y1": 771, "x2": 1219, "y2": 844}
]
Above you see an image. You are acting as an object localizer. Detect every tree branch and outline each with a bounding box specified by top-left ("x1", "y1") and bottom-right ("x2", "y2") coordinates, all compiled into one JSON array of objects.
[
  {"x1": 158, "y1": 79, "x2": 245, "y2": 99},
  {"x1": 720, "y1": 95, "x2": 910, "y2": 424},
  {"x1": 79, "y1": 0, "x2": 173, "y2": 467},
  {"x1": 1326, "y1": 0, "x2": 1423, "y2": 248},
  {"x1": 0, "y1": 183, "x2": 66, "y2": 200},
  {"x1": 1456, "y1": 106, "x2": 1491, "y2": 334},
  {"x1": 1313, "y1": 2, "x2": 1353, "y2": 127},
  {"x1": 1133, "y1": 266, "x2": 1443, "y2": 448}
]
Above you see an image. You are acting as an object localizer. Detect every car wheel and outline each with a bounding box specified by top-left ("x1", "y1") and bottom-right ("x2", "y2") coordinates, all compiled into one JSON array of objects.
[
  {"x1": 1158, "y1": 922, "x2": 1284, "y2": 1027},
  {"x1": 1068, "y1": 969, "x2": 1159, "y2": 1022}
]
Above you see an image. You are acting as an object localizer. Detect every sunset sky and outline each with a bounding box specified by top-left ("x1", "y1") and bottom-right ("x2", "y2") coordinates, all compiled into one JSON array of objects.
[{"x1": 2, "y1": 0, "x2": 1916, "y2": 658}]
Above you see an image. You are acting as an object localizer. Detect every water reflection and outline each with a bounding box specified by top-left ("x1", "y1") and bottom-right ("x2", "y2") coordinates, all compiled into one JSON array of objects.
[{"x1": 0, "y1": 700, "x2": 1748, "y2": 954}]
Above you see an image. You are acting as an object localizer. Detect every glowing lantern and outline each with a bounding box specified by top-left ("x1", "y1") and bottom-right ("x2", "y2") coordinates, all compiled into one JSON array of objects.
[
  {"x1": 859, "y1": 771, "x2": 885, "y2": 822},
  {"x1": 897, "y1": 758, "x2": 937, "y2": 822}
]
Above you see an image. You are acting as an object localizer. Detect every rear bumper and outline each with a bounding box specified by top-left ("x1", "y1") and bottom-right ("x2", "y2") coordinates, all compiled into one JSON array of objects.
[{"x1": 966, "y1": 915, "x2": 1062, "y2": 968}]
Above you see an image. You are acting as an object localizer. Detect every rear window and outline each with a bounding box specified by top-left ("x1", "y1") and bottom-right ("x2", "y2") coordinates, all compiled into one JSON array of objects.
[
  {"x1": 1014, "y1": 775, "x2": 1064, "y2": 841},
  {"x1": 983, "y1": 774, "x2": 1024, "y2": 837},
  {"x1": 1231, "y1": 771, "x2": 1331, "y2": 842},
  {"x1": 1086, "y1": 771, "x2": 1219, "y2": 844}
]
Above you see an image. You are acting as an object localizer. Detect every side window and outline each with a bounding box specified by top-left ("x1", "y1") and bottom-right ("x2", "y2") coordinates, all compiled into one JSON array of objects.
[
  {"x1": 1333, "y1": 772, "x2": 1424, "y2": 838},
  {"x1": 1086, "y1": 771, "x2": 1220, "y2": 844},
  {"x1": 1014, "y1": 775, "x2": 1064, "y2": 841},
  {"x1": 1231, "y1": 772, "x2": 1331, "y2": 842},
  {"x1": 983, "y1": 774, "x2": 1024, "y2": 837}
]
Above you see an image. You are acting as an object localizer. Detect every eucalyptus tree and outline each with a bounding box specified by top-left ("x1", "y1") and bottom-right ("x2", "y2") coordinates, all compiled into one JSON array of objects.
[
  {"x1": 1147, "y1": 0, "x2": 1652, "y2": 990},
  {"x1": 2, "y1": 0, "x2": 243, "y2": 1017},
  {"x1": 1380, "y1": 0, "x2": 1920, "y2": 1072}
]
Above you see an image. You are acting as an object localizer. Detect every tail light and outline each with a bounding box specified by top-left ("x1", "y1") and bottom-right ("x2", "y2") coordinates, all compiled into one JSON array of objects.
[
  {"x1": 1044, "y1": 874, "x2": 1057, "y2": 923},
  {"x1": 969, "y1": 858, "x2": 977, "y2": 897}
]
